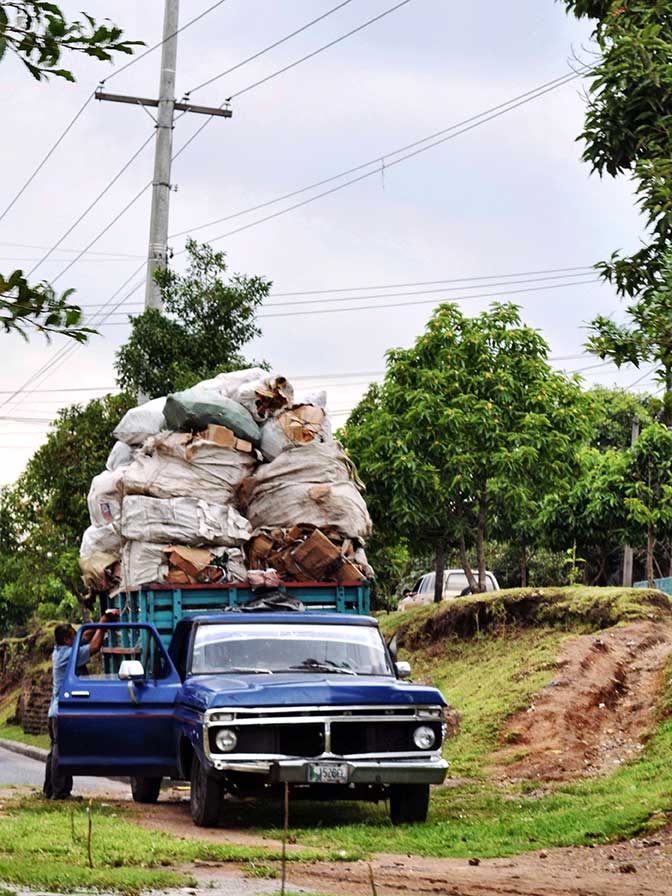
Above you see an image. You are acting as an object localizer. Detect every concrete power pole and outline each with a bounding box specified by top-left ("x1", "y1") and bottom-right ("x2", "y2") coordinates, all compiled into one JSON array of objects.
[
  {"x1": 145, "y1": 0, "x2": 180, "y2": 311},
  {"x1": 96, "y1": 0, "x2": 232, "y2": 311},
  {"x1": 622, "y1": 417, "x2": 641, "y2": 587}
]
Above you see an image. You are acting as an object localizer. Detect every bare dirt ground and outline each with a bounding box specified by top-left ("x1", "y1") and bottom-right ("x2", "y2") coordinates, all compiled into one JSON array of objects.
[{"x1": 492, "y1": 620, "x2": 672, "y2": 781}]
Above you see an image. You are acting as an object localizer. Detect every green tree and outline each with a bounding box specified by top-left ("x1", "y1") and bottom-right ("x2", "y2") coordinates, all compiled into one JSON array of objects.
[
  {"x1": 0, "y1": 2, "x2": 140, "y2": 81},
  {"x1": 586, "y1": 385, "x2": 654, "y2": 452},
  {"x1": 0, "y1": 270, "x2": 92, "y2": 342},
  {"x1": 623, "y1": 423, "x2": 672, "y2": 587},
  {"x1": 343, "y1": 302, "x2": 592, "y2": 598},
  {"x1": 116, "y1": 240, "x2": 271, "y2": 398}
]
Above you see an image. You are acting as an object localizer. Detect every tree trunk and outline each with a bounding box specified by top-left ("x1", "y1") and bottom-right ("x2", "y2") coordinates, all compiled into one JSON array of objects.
[
  {"x1": 647, "y1": 527, "x2": 656, "y2": 588},
  {"x1": 433, "y1": 543, "x2": 445, "y2": 604},
  {"x1": 667, "y1": 541, "x2": 672, "y2": 578},
  {"x1": 519, "y1": 543, "x2": 528, "y2": 588},
  {"x1": 459, "y1": 534, "x2": 479, "y2": 593},
  {"x1": 476, "y1": 488, "x2": 487, "y2": 592}
]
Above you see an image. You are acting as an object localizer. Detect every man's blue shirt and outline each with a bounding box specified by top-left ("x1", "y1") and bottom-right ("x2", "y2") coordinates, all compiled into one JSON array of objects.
[{"x1": 48, "y1": 644, "x2": 91, "y2": 718}]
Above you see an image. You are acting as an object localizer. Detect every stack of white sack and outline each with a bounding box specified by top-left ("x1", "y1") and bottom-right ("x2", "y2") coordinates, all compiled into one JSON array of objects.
[{"x1": 78, "y1": 367, "x2": 374, "y2": 591}]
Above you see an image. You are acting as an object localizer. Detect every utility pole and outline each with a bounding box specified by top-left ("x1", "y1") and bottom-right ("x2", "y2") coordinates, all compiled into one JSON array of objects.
[
  {"x1": 622, "y1": 416, "x2": 641, "y2": 587},
  {"x1": 96, "y1": 0, "x2": 232, "y2": 311}
]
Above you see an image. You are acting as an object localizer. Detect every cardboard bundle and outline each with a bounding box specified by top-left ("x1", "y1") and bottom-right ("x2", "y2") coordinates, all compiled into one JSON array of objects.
[{"x1": 247, "y1": 525, "x2": 371, "y2": 584}]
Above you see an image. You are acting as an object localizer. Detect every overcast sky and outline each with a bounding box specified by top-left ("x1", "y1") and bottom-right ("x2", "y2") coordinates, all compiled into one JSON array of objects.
[{"x1": 0, "y1": 0, "x2": 648, "y2": 485}]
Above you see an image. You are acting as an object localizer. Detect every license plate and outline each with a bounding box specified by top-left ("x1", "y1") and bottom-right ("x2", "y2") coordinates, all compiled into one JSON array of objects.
[{"x1": 307, "y1": 762, "x2": 349, "y2": 784}]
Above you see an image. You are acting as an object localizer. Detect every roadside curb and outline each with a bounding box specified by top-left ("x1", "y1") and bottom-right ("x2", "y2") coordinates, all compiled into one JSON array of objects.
[{"x1": 0, "y1": 737, "x2": 47, "y2": 763}]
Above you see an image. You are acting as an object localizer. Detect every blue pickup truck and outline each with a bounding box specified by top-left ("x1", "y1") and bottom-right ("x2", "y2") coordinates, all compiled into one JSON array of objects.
[{"x1": 56, "y1": 583, "x2": 449, "y2": 826}]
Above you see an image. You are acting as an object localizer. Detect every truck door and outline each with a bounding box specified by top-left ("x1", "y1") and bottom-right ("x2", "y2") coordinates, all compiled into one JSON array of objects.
[{"x1": 57, "y1": 623, "x2": 182, "y2": 777}]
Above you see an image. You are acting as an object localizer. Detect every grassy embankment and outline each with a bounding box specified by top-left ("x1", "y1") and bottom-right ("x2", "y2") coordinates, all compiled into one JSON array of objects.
[{"x1": 1, "y1": 586, "x2": 671, "y2": 893}]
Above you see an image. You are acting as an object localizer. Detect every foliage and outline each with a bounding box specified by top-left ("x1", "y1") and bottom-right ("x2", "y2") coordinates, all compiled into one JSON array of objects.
[
  {"x1": 0, "y1": 393, "x2": 134, "y2": 633},
  {"x1": 116, "y1": 240, "x2": 271, "y2": 398},
  {"x1": 623, "y1": 422, "x2": 672, "y2": 585},
  {"x1": 343, "y1": 303, "x2": 592, "y2": 593},
  {"x1": 0, "y1": 2, "x2": 141, "y2": 81},
  {"x1": 587, "y1": 259, "x2": 672, "y2": 424},
  {"x1": 586, "y1": 385, "x2": 654, "y2": 451},
  {"x1": 0, "y1": 270, "x2": 93, "y2": 341}
]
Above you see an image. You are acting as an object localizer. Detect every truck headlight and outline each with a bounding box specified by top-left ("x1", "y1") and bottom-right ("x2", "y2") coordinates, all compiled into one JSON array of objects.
[
  {"x1": 412, "y1": 725, "x2": 436, "y2": 750},
  {"x1": 215, "y1": 729, "x2": 238, "y2": 752}
]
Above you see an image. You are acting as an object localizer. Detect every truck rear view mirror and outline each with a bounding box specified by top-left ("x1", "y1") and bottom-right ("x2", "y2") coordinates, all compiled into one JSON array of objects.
[
  {"x1": 119, "y1": 660, "x2": 145, "y2": 681},
  {"x1": 395, "y1": 660, "x2": 411, "y2": 679}
]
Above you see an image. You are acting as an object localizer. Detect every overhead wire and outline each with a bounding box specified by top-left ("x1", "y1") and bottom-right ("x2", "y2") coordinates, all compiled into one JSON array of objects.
[
  {"x1": 0, "y1": 0, "x2": 231, "y2": 229},
  {"x1": 171, "y1": 67, "x2": 590, "y2": 241},
  {"x1": 170, "y1": 0, "x2": 414, "y2": 162},
  {"x1": 174, "y1": 69, "x2": 587, "y2": 249},
  {"x1": 186, "y1": 0, "x2": 356, "y2": 95}
]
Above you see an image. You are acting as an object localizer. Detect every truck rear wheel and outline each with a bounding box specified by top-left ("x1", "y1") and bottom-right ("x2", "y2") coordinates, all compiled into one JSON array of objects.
[
  {"x1": 130, "y1": 776, "x2": 162, "y2": 803},
  {"x1": 190, "y1": 755, "x2": 224, "y2": 827},
  {"x1": 389, "y1": 783, "x2": 430, "y2": 824}
]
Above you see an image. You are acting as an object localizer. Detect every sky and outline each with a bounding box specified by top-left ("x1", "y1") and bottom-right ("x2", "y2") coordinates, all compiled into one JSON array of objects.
[{"x1": 0, "y1": 0, "x2": 650, "y2": 485}]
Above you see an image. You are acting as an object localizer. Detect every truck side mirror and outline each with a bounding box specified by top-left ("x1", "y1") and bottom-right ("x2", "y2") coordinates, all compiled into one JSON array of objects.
[
  {"x1": 395, "y1": 661, "x2": 411, "y2": 679},
  {"x1": 387, "y1": 634, "x2": 398, "y2": 661},
  {"x1": 119, "y1": 660, "x2": 145, "y2": 681}
]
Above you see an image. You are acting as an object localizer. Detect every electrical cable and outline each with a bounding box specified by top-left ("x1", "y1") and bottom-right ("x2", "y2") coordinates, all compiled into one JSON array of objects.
[
  {"x1": 0, "y1": 91, "x2": 96, "y2": 226},
  {"x1": 175, "y1": 70, "x2": 586, "y2": 249},
  {"x1": 82, "y1": 270, "x2": 600, "y2": 315},
  {"x1": 171, "y1": 0, "x2": 415, "y2": 162},
  {"x1": 171, "y1": 67, "x2": 590, "y2": 240},
  {"x1": 186, "y1": 0, "x2": 356, "y2": 95},
  {"x1": 0, "y1": 241, "x2": 143, "y2": 258},
  {"x1": 27, "y1": 133, "x2": 155, "y2": 279}
]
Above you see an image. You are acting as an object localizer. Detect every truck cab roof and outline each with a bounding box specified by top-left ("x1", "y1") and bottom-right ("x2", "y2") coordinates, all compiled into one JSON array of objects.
[{"x1": 183, "y1": 612, "x2": 378, "y2": 627}]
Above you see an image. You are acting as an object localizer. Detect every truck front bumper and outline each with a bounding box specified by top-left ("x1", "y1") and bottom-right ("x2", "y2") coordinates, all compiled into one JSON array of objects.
[{"x1": 209, "y1": 755, "x2": 448, "y2": 785}]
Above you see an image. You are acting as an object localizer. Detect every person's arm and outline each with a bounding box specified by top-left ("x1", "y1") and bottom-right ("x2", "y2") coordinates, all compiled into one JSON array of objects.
[{"x1": 87, "y1": 610, "x2": 120, "y2": 657}]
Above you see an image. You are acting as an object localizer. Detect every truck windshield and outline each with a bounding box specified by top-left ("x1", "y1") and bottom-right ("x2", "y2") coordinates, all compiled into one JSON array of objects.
[{"x1": 190, "y1": 623, "x2": 393, "y2": 676}]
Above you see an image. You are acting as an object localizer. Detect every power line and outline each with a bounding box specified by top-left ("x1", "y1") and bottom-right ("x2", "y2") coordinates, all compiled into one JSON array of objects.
[
  {"x1": 82, "y1": 270, "x2": 601, "y2": 317},
  {"x1": 0, "y1": 91, "x2": 96, "y2": 226},
  {"x1": 175, "y1": 70, "x2": 585, "y2": 248},
  {"x1": 95, "y1": 277, "x2": 601, "y2": 326},
  {"x1": 75, "y1": 265, "x2": 596, "y2": 309},
  {"x1": 186, "y1": 0, "x2": 356, "y2": 95},
  {"x1": 170, "y1": 0, "x2": 415, "y2": 162},
  {"x1": 27, "y1": 133, "x2": 155, "y2": 279},
  {"x1": 0, "y1": 241, "x2": 143, "y2": 258},
  {"x1": 102, "y1": 0, "x2": 232, "y2": 86},
  {"x1": 171, "y1": 67, "x2": 588, "y2": 241},
  {"x1": 0, "y1": 2, "x2": 231, "y2": 230}
]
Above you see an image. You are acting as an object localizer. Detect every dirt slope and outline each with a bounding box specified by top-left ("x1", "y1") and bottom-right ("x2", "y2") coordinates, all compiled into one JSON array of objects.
[{"x1": 492, "y1": 620, "x2": 672, "y2": 782}]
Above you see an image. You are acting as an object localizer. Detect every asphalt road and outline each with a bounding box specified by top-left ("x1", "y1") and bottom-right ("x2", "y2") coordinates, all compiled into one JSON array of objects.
[{"x1": 0, "y1": 745, "x2": 129, "y2": 794}]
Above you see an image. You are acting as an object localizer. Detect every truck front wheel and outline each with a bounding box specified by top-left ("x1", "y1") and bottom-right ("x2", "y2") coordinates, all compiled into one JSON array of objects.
[
  {"x1": 389, "y1": 783, "x2": 430, "y2": 824},
  {"x1": 130, "y1": 776, "x2": 162, "y2": 803},
  {"x1": 190, "y1": 755, "x2": 224, "y2": 827}
]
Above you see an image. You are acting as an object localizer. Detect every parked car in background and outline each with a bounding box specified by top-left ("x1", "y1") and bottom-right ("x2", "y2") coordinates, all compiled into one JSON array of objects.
[{"x1": 398, "y1": 569, "x2": 500, "y2": 610}]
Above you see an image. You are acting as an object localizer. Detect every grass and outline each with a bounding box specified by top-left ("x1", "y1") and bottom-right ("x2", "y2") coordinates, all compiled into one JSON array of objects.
[
  {"x1": 0, "y1": 798, "x2": 362, "y2": 895},
  {"x1": 0, "y1": 688, "x2": 49, "y2": 750}
]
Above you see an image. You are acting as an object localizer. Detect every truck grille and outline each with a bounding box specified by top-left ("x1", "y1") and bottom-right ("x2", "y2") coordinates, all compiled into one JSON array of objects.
[{"x1": 207, "y1": 705, "x2": 443, "y2": 758}]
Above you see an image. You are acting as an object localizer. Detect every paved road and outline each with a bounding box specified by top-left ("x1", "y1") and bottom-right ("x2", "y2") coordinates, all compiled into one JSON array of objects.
[{"x1": 0, "y1": 745, "x2": 129, "y2": 795}]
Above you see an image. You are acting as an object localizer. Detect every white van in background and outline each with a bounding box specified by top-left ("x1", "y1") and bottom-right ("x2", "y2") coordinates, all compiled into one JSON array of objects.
[{"x1": 398, "y1": 569, "x2": 500, "y2": 611}]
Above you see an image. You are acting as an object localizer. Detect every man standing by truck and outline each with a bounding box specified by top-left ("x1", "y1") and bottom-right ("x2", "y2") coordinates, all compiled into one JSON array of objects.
[{"x1": 43, "y1": 611, "x2": 117, "y2": 799}]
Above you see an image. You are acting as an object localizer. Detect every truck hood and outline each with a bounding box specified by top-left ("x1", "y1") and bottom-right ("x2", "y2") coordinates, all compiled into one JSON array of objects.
[{"x1": 179, "y1": 673, "x2": 445, "y2": 711}]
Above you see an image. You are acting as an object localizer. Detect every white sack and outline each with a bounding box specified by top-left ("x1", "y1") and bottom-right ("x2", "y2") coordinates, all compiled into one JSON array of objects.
[
  {"x1": 247, "y1": 442, "x2": 372, "y2": 539},
  {"x1": 292, "y1": 390, "x2": 327, "y2": 409},
  {"x1": 121, "y1": 495, "x2": 252, "y2": 546},
  {"x1": 207, "y1": 367, "x2": 267, "y2": 399},
  {"x1": 120, "y1": 541, "x2": 247, "y2": 589},
  {"x1": 259, "y1": 406, "x2": 333, "y2": 462},
  {"x1": 106, "y1": 441, "x2": 136, "y2": 471},
  {"x1": 87, "y1": 469, "x2": 124, "y2": 527},
  {"x1": 236, "y1": 373, "x2": 294, "y2": 422},
  {"x1": 124, "y1": 433, "x2": 256, "y2": 504},
  {"x1": 80, "y1": 523, "x2": 122, "y2": 560},
  {"x1": 113, "y1": 397, "x2": 166, "y2": 446},
  {"x1": 120, "y1": 541, "x2": 168, "y2": 589}
]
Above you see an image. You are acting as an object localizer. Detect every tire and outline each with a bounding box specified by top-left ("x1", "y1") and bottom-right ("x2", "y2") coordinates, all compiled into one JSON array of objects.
[
  {"x1": 190, "y1": 754, "x2": 224, "y2": 827},
  {"x1": 130, "y1": 776, "x2": 162, "y2": 804},
  {"x1": 389, "y1": 783, "x2": 430, "y2": 824}
]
